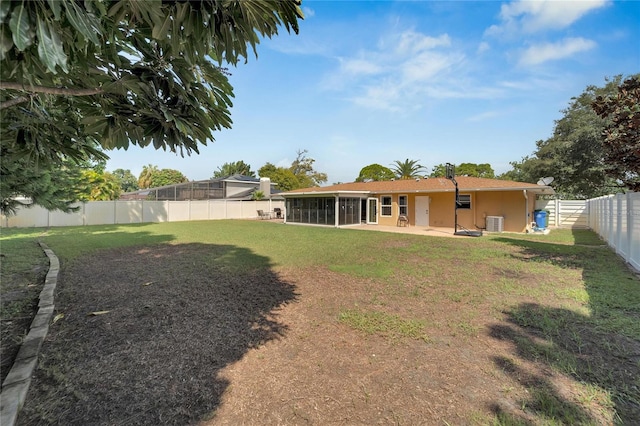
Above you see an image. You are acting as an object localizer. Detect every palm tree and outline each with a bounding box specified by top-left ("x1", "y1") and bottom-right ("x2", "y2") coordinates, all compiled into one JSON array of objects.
[{"x1": 391, "y1": 159, "x2": 427, "y2": 180}]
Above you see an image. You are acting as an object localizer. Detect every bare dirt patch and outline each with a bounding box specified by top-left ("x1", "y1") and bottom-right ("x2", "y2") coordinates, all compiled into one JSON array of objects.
[{"x1": 16, "y1": 242, "x2": 637, "y2": 425}]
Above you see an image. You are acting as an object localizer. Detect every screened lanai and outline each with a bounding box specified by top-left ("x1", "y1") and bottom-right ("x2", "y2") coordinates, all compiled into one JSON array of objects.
[{"x1": 285, "y1": 196, "x2": 367, "y2": 226}]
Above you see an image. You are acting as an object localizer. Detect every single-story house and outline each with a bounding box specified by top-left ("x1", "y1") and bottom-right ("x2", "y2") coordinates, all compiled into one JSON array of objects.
[{"x1": 280, "y1": 177, "x2": 555, "y2": 233}]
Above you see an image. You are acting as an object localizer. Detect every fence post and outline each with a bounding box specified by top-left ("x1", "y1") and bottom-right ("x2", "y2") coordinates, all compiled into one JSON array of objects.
[{"x1": 626, "y1": 192, "x2": 640, "y2": 270}]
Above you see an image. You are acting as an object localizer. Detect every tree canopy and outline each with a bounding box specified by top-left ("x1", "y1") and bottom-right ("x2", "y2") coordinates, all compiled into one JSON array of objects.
[
  {"x1": 0, "y1": 0, "x2": 303, "y2": 212},
  {"x1": 137, "y1": 164, "x2": 188, "y2": 189},
  {"x1": 76, "y1": 170, "x2": 122, "y2": 201},
  {"x1": 258, "y1": 150, "x2": 327, "y2": 191},
  {"x1": 290, "y1": 149, "x2": 328, "y2": 188},
  {"x1": 212, "y1": 160, "x2": 255, "y2": 178},
  {"x1": 112, "y1": 168, "x2": 139, "y2": 192},
  {"x1": 592, "y1": 75, "x2": 640, "y2": 191},
  {"x1": 355, "y1": 164, "x2": 395, "y2": 182},
  {"x1": 1, "y1": 154, "x2": 82, "y2": 214},
  {"x1": 498, "y1": 76, "x2": 632, "y2": 199},
  {"x1": 430, "y1": 163, "x2": 495, "y2": 178}
]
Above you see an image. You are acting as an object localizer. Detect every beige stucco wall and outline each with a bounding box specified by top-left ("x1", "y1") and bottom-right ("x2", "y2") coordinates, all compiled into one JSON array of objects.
[{"x1": 401, "y1": 191, "x2": 533, "y2": 232}]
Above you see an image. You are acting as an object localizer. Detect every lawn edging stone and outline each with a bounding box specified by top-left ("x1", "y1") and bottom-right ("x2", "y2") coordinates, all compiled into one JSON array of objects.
[{"x1": 0, "y1": 242, "x2": 58, "y2": 426}]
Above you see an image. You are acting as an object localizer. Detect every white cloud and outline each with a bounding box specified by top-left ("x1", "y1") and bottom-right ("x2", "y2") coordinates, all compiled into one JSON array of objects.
[
  {"x1": 477, "y1": 42, "x2": 491, "y2": 54},
  {"x1": 340, "y1": 57, "x2": 383, "y2": 76},
  {"x1": 395, "y1": 32, "x2": 451, "y2": 54},
  {"x1": 351, "y1": 81, "x2": 403, "y2": 112},
  {"x1": 488, "y1": 0, "x2": 610, "y2": 35},
  {"x1": 323, "y1": 29, "x2": 476, "y2": 112},
  {"x1": 519, "y1": 37, "x2": 596, "y2": 65},
  {"x1": 401, "y1": 51, "x2": 463, "y2": 83},
  {"x1": 467, "y1": 110, "x2": 502, "y2": 122},
  {"x1": 302, "y1": 6, "x2": 315, "y2": 18}
]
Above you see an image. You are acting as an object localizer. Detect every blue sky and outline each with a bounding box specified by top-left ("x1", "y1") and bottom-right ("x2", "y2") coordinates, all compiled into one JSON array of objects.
[{"x1": 105, "y1": 0, "x2": 640, "y2": 184}]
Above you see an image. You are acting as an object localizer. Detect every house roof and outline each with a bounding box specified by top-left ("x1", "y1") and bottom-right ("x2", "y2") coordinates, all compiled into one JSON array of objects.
[{"x1": 281, "y1": 176, "x2": 555, "y2": 196}]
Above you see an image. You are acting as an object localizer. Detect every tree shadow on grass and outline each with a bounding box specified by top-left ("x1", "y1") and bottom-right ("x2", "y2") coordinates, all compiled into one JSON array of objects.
[
  {"x1": 18, "y1": 243, "x2": 298, "y2": 426},
  {"x1": 488, "y1": 233, "x2": 640, "y2": 424}
]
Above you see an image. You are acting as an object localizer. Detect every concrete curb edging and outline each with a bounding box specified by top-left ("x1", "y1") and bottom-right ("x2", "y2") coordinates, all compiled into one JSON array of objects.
[{"x1": 1, "y1": 242, "x2": 59, "y2": 426}]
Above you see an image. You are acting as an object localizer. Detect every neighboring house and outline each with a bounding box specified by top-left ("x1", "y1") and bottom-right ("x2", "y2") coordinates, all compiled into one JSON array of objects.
[
  {"x1": 120, "y1": 175, "x2": 281, "y2": 201},
  {"x1": 280, "y1": 177, "x2": 555, "y2": 233}
]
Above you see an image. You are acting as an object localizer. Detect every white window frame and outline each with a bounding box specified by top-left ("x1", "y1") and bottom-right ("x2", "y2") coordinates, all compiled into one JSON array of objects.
[
  {"x1": 398, "y1": 194, "x2": 408, "y2": 216},
  {"x1": 380, "y1": 195, "x2": 392, "y2": 216},
  {"x1": 458, "y1": 194, "x2": 471, "y2": 209}
]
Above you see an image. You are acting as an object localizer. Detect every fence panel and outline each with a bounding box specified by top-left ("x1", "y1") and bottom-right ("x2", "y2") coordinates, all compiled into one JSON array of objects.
[
  {"x1": 49, "y1": 205, "x2": 84, "y2": 227},
  {"x1": 534, "y1": 199, "x2": 587, "y2": 228},
  {"x1": 587, "y1": 192, "x2": 639, "y2": 271},
  {"x1": 85, "y1": 201, "x2": 116, "y2": 226},
  {"x1": 630, "y1": 193, "x2": 640, "y2": 271},
  {"x1": 167, "y1": 201, "x2": 190, "y2": 222},
  {"x1": 209, "y1": 201, "x2": 228, "y2": 220},
  {"x1": 558, "y1": 200, "x2": 588, "y2": 228},
  {"x1": 4, "y1": 205, "x2": 50, "y2": 228},
  {"x1": 116, "y1": 201, "x2": 143, "y2": 224},
  {"x1": 142, "y1": 201, "x2": 168, "y2": 223},
  {"x1": 2, "y1": 199, "x2": 284, "y2": 227},
  {"x1": 189, "y1": 201, "x2": 210, "y2": 221}
]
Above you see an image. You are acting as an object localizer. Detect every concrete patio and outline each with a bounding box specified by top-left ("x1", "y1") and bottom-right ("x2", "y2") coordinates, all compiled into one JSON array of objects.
[{"x1": 348, "y1": 224, "x2": 483, "y2": 238}]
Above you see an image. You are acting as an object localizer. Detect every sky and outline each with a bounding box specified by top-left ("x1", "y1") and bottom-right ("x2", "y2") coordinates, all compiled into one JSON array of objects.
[{"x1": 105, "y1": 0, "x2": 640, "y2": 184}]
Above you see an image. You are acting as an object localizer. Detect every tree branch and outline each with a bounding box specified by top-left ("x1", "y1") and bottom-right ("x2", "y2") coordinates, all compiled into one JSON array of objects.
[
  {"x1": 0, "y1": 81, "x2": 103, "y2": 97},
  {"x1": 0, "y1": 96, "x2": 31, "y2": 110}
]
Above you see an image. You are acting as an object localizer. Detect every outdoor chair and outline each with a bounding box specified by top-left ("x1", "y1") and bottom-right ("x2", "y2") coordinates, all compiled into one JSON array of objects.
[
  {"x1": 397, "y1": 215, "x2": 409, "y2": 227},
  {"x1": 257, "y1": 210, "x2": 271, "y2": 220}
]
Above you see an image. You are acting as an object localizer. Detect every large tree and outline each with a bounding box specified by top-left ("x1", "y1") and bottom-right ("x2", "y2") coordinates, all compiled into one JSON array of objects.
[
  {"x1": 259, "y1": 150, "x2": 327, "y2": 191},
  {"x1": 0, "y1": 0, "x2": 302, "y2": 210},
  {"x1": 355, "y1": 164, "x2": 395, "y2": 182},
  {"x1": 391, "y1": 159, "x2": 427, "y2": 180},
  {"x1": 112, "y1": 168, "x2": 139, "y2": 192},
  {"x1": 0, "y1": 152, "x2": 83, "y2": 214},
  {"x1": 138, "y1": 164, "x2": 187, "y2": 189},
  {"x1": 430, "y1": 163, "x2": 495, "y2": 178},
  {"x1": 212, "y1": 160, "x2": 255, "y2": 178},
  {"x1": 499, "y1": 76, "x2": 630, "y2": 199},
  {"x1": 76, "y1": 170, "x2": 122, "y2": 201},
  {"x1": 592, "y1": 75, "x2": 640, "y2": 191},
  {"x1": 290, "y1": 149, "x2": 327, "y2": 188},
  {"x1": 258, "y1": 163, "x2": 299, "y2": 192}
]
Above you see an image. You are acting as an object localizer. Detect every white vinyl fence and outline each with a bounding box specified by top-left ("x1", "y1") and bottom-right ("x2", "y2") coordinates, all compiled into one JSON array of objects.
[
  {"x1": 587, "y1": 192, "x2": 640, "y2": 271},
  {"x1": 1, "y1": 199, "x2": 285, "y2": 228},
  {"x1": 535, "y1": 199, "x2": 588, "y2": 228}
]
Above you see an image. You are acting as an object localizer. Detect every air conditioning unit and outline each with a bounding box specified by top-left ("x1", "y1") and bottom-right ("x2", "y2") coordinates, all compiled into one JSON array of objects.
[{"x1": 486, "y1": 216, "x2": 504, "y2": 232}]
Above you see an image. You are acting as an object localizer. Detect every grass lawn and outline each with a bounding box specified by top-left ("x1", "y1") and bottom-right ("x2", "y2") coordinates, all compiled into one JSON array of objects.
[{"x1": 1, "y1": 221, "x2": 638, "y2": 425}]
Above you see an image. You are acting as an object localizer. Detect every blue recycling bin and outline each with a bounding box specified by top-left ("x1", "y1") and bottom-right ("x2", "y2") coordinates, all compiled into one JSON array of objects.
[{"x1": 534, "y1": 210, "x2": 547, "y2": 228}]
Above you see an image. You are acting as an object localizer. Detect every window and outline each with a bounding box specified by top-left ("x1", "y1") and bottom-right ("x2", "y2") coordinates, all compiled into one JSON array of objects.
[
  {"x1": 381, "y1": 195, "x2": 392, "y2": 216},
  {"x1": 457, "y1": 194, "x2": 471, "y2": 209},
  {"x1": 398, "y1": 195, "x2": 408, "y2": 216}
]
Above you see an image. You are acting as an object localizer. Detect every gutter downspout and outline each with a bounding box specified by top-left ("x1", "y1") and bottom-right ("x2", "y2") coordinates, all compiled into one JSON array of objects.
[{"x1": 523, "y1": 190, "x2": 529, "y2": 232}]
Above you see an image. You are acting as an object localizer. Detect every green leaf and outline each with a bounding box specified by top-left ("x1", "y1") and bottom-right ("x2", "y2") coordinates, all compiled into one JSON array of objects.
[
  {"x1": 63, "y1": 0, "x2": 100, "y2": 45},
  {"x1": 0, "y1": 0, "x2": 11, "y2": 24},
  {"x1": 46, "y1": 0, "x2": 61, "y2": 20},
  {"x1": 9, "y1": 4, "x2": 34, "y2": 51},
  {"x1": 152, "y1": 13, "x2": 171, "y2": 40},
  {"x1": 36, "y1": 17, "x2": 68, "y2": 74},
  {"x1": 0, "y1": 24, "x2": 13, "y2": 60}
]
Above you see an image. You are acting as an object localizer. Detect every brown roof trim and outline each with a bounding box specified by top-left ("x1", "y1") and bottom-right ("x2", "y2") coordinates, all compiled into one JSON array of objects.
[{"x1": 281, "y1": 176, "x2": 554, "y2": 196}]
